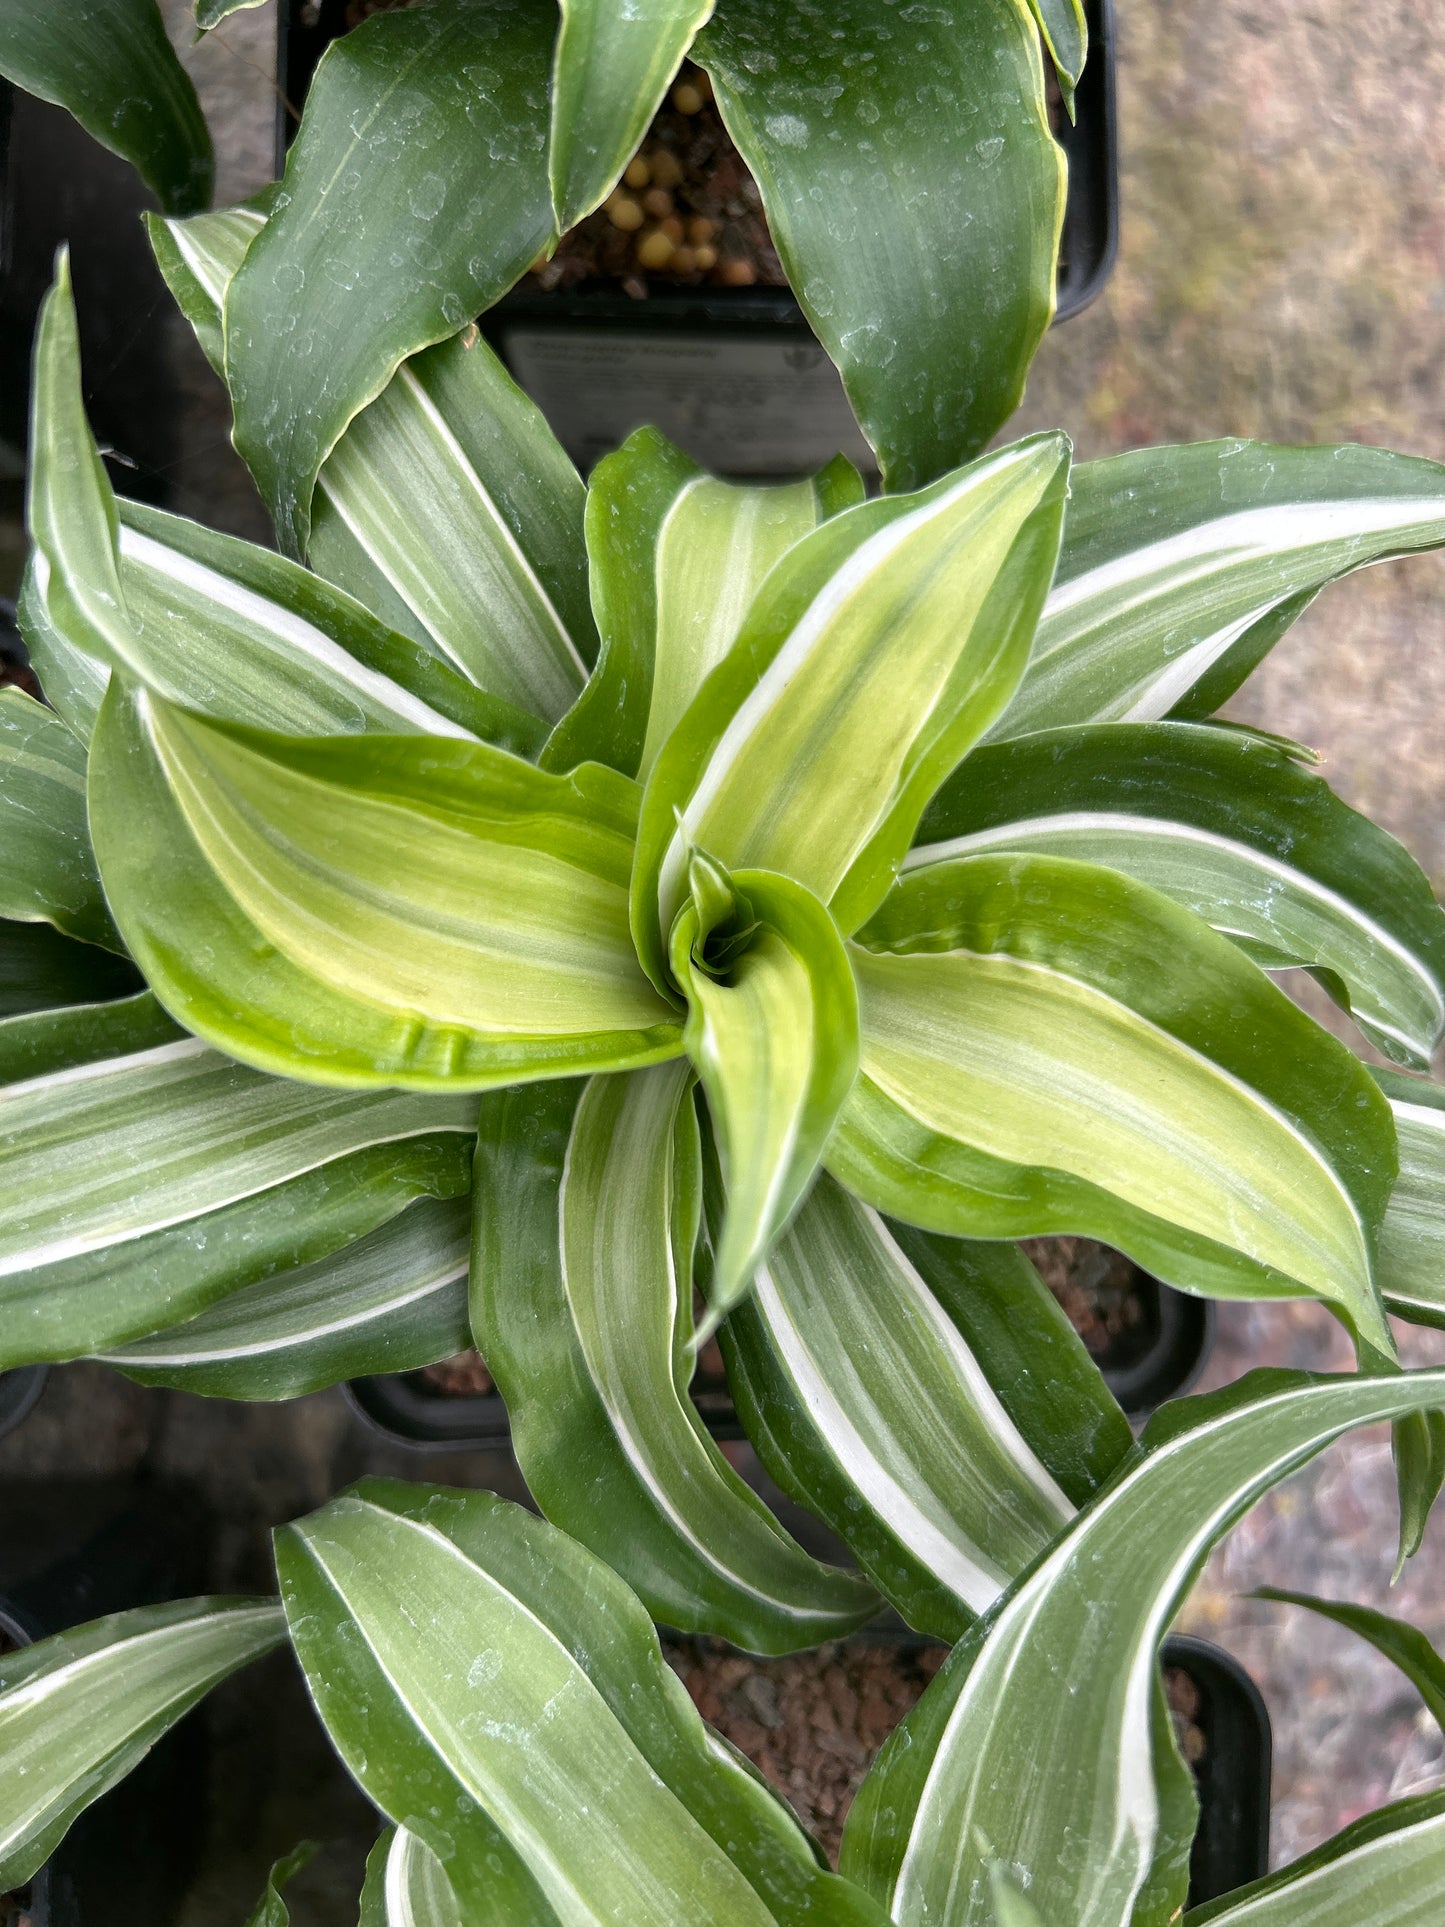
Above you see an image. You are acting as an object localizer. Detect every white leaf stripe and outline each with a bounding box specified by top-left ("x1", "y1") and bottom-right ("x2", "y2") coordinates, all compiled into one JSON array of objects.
[
  {"x1": 906, "y1": 808, "x2": 1443, "y2": 1055},
  {"x1": 117, "y1": 522, "x2": 474, "y2": 740},
  {"x1": 752, "y1": 1203, "x2": 1072, "y2": 1611},
  {"x1": 315, "y1": 363, "x2": 586, "y2": 715},
  {"x1": 163, "y1": 204, "x2": 265, "y2": 308},
  {"x1": 1190, "y1": 1804, "x2": 1445, "y2": 1923}
]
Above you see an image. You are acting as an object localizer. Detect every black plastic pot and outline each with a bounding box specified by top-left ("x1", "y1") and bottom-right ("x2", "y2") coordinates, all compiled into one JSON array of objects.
[
  {"x1": 275, "y1": 0, "x2": 1118, "y2": 476},
  {"x1": 1167, "y1": 1634, "x2": 1273, "y2": 1906},
  {"x1": 0, "y1": 1483, "x2": 211, "y2": 1927},
  {"x1": 1099, "y1": 1275, "x2": 1217, "y2": 1419},
  {"x1": 0, "y1": 1366, "x2": 46, "y2": 1445}
]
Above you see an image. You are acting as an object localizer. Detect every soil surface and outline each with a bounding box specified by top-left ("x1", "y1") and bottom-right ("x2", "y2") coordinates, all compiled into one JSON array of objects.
[
  {"x1": 417, "y1": 1351, "x2": 494, "y2": 1399},
  {"x1": 668, "y1": 1636, "x2": 946, "y2": 1867},
  {"x1": 1020, "y1": 1235, "x2": 1150, "y2": 1359}
]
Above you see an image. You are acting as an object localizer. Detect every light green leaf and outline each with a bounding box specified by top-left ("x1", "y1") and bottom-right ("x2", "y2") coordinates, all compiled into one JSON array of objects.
[
  {"x1": 225, "y1": 0, "x2": 557, "y2": 558},
  {"x1": 632, "y1": 435, "x2": 1071, "y2": 988},
  {"x1": 1185, "y1": 1791, "x2": 1445, "y2": 1925},
  {"x1": 472, "y1": 1070, "x2": 876, "y2": 1651},
  {"x1": 696, "y1": 0, "x2": 1064, "y2": 491},
  {"x1": 0, "y1": 993, "x2": 475, "y2": 1367},
  {"x1": 0, "y1": 0, "x2": 212, "y2": 214},
  {"x1": 832, "y1": 853, "x2": 1397, "y2": 1354},
  {"x1": 1374, "y1": 1072, "x2": 1445, "y2": 1328},
  {"x1": 243, "y1": 1840, "x2": 321, "y2": 1927},
  {"x1": 88, "y1": 688, "x2": 684, "y2": 1090},
  {"x1": 993, "y1": 440, "x2": 1445, "y2": 738},
  {"x1": 146, "y1": 197, "x2": 268, "y2": 375},
  {"x1": 547, "y1": 429, "x2": 863, "y2": 780},
  {"x1": 1253, "y1": 1588, "x2": 1445, "y2": 1735},
  {"x1": 0, "y1": 917, "x2": 140, "y2": 1021},
  {"x1": 549, "y1": 0, "x2": 714, "y2": 228},
  {"x1": 911, "y1": 723, "x2": 1445, "y2": 1068},
  {"x1": 278, "y1": 1481, "x2": 890, "y2": 1923},
  {"x1": 309, "y1": 329, "x2": 596, "y2": 723},
  {"x1": 841, "y1": 1366, "x2": 1445, "y2": 1927},
  {"x1": 360, "y1": 1827, "x2": 466, "y2": 1927},
  {"x1": 0, "y1": 1597, "x2": 283, "y2": 1890},
  {"x1": 987, "y1": 1864, "x2": 1047, "y2": 1927},
  {"x1": 1025, "y1": 0, "x2": 1087, "y2": 103},
  {"x1": 0, "y1": 687, "x2": 119, "y2": 950},
  {"x1": 103, "y1": 1194, "x2": 471, "y2": 1400},
  {"x1": 196, "y1": 0, "x2": 269, "y2": 32},
  {"x1": 721, "y1": 1176, "x2": 1131, "y2": 1640},
  {"x1": 672, "y1": 860, "x2": 859, "y2": 1328}
]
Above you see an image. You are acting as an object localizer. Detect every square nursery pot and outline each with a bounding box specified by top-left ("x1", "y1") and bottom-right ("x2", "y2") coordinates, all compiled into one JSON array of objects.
[
  {"x1": 276, "y1": 0, "x2": 1117, "y2": 476},
  {"x1": 664, "y1": 1624, "x2": 1270, "y2": 1908},
  {"x1": 0, "y1": 1482, "x2": 211, "y2": 1927}
]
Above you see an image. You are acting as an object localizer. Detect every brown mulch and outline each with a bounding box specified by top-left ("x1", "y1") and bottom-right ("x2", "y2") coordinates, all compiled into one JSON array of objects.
[
  {"x1": 418, "y1": 1350, "x2": 495, "y2": 1398},
  {"x1": 1021, "y1": 1235, "x2": 1150, "y2": 1358}
]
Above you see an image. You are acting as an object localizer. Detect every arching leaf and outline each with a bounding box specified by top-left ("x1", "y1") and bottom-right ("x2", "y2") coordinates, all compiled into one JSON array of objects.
[{"x1": 0, "y1": 687, "x2": 119, "y2": 950}]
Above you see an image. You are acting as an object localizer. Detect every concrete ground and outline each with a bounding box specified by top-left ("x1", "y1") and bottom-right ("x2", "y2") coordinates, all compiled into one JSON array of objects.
[{"x1": 4, "y1": 0, "x2": 1445, "y2": 1906}]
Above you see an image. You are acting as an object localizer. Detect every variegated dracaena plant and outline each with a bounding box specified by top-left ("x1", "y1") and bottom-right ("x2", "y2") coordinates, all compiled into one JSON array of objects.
[
  {"x1": 12, "y1": 1366, "x2": 1445, "y2": 1923},
  {"x1": 10, "y1": 219, "x2": 1445, "y2": 1664}
]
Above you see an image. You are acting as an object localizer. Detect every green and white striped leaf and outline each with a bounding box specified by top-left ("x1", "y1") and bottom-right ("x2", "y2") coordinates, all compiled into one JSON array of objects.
[
  {"x1": 28, "y1": 262, "x2": 540, "y2": 752},
  {"x1": 0, "y1": 0, "x2": 212, "y2": 215},
  {"x1": 912, "y1": 723, "x2": 1445, "y2": 1068},
  {"x1": 0, "y1": 917, "x2": 140, "y2": 1021},
  {"x1": 360, "y1": 1828, "x2": 465, "y2": 1927},
  {"x1": 1026, "y1": 0, "x2": 1087, "y2": 106},
  {"x1": 841, "y1": 1365, "x2": 1445, "y2": 1927},
  {"x1": 88, "y1": 688, "x2": 683, "y2": 1090},
  {"x1": 673, "y1": 861, "x2": 860, "y2": 1329},
  {"x1": 831, "y1": 853, "x2": 1397, "y2": 1353},
  {"x1": 632, "y1": 435, "x2": 1071, "y2": 987},
  {"x1": 145, "y1": 197, "x2": 268, "y2": 376},
  {"x1": 720, "y1": 1176, "x2": 1132, "y2": 1640},
  {"x1": 992, "y1": 440, "x2": 1445, "y2": 738},
  {"x1": 1374, "y1": 1072, "x2": 1445, "y2": 1328},
  {"x1": 104, "y1": 1195, "x2": 471, "y2": 1400},
  {"x1": 546, "y1": 429, "x2": 863, "y2": 779},
  {"x1": 1253, "y1": 1588, "x2": 1445, "y2": 1733},
  {"x1": 696, "y1": 1, "x2": 1064, "y2": 491},
  {"x1": 0, "y1": 986, "x2": 176, "y2": 1086},
  {"x1": 243, "y1": 1841, "x2": 321, "y2": 1927},
  {"x1": 309, "y1": 329, "x2": 596, "y2": 723},
  {"x1": 278, "y1": 1481, "x2": 890, "y2": 1924},
  {"x1": 0, "y1": 993, "x2": 475, "y2": 1367},
  {"x1": 225, "y1": 0, "x2": 556, "y2": 558},
  {"x1": 549, "y1": 0, "x2": 713, "y2": 229},
  {"x1": 472, "y1": 1072, "x2": 878, "y2": 1652},
  {"x1": 1186, "y1": 1791, "x2": 1445, "y2": 1925},
  {"x1": 0, "y1": 1597, "x2": 283, "y2": 1891},
  {"x1": 0, "y1": 687, "x2": 119, "y2": 950}
]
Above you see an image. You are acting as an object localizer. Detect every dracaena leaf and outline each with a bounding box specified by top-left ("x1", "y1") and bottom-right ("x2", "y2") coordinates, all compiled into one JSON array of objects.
[
  {"x1": 0, "y1": 0, "x2": 212, "y2": 214},
  {"x1": 87, "y1": 687, "x2": 684, "y2": 1090},
  {"x1": 544, "y1": 429, "x2": 863, "y2": 780},
  {"x1": 1373, "y1": 1071, "x2": 1445, "y2": 1329},
  {"x1": 103, "y1": 1195, "x2": 472, "y2": 1401},
  {"x1": 1025, "y1": 0, "x2": 1087, "y2": 105},
  {"x1": 672, "y1": 861, "x2": 860, "y2": 1328},
  {"x1": 277, "y1": 1481, "x2": 889, "y2": 1924},
  {"x1": 471, "y1": 1071, "x2": 877, "y2": 1651},
  {"x1": 195, "y1": 0, "x2": 268, "y2": 30},
  {"x1": 549, "y1": 0, "x2": 715, "y2": 228},
  {"x1": 26, "y1": 270, "x2": 536, "y2": 751},
  {"x1": 0, "y1": 1597, "x2": 283, "y2": 1890},
  {"x1": 308, "y1": 330, "x2": 597, "y2": 723},
  {"x1": 841, "y1": 1366, "x2": 1445, "y2": 1927},
  {"x1": 1184, "y1": 1790, "x2": 1445, "y2": 1925},
  {"x1": 242, "y1": 1841, "x2": 321, "y2": 1927},
  {"x1": 831, "y1": 853, "x2": 1397, "y2": 1355},
  {"x1": 0, "y1": 917, "x2": 141, "y2": 1021},
  {"x1": 912, "y1": 722, "x2": 1445, "y2": 1069},
  {"x1": 632, "y1": 434, "x2": 1071, "y2": 988},
  {"x1": 224, "y1": 0, "x2": 557, "y2": 558},
  {"x1": 1253, "y1": 1588, "x2": 1445, "y2": 1734},
  {"x1": 0, "y1": 687, "x2": 120, "y2": 951},
  {"x1": 0, "y1": 992, "x2": 475, "y2": 1368},
  {"x1": 360, "y1": 1827, "x2": 465, "y2": 1927},
  {"x1": 695, "y1": 1, "x2": 1064, "y2": 490},
  {"x1": 145, "y1": 196, "x2": 269, "y2": 375},
  {"x1": 992, "y1": 440, "x2": 1445, "y2": 738},
  {"x1": 718, "y1": 1174, "x2": 1131, "y2": 1640}
]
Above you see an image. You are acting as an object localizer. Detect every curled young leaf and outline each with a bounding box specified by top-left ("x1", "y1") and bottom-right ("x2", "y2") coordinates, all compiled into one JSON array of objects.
[{"x1": 0, "y1": 688, "x2": 120, "y2": 951}]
